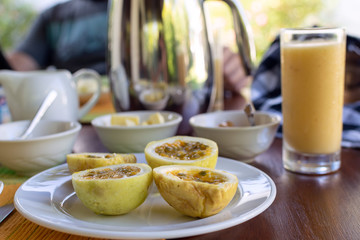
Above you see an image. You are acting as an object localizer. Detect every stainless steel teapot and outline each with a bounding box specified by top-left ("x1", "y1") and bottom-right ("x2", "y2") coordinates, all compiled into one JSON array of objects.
[{"x1": 108, "y1": 0, "x2": 255, "y2": 134}]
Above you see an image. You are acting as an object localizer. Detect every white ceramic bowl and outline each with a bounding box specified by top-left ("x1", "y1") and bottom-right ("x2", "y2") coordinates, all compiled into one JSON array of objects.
[
  {"x1": 91, "y1": 111, "x2": 182, "y2": 153},
  {"x1": 0, "y1": 120, "x2": 81, "y2": 176},
  {"x1": 189, "y1": 110, "x2": 281, "y2": 162}
]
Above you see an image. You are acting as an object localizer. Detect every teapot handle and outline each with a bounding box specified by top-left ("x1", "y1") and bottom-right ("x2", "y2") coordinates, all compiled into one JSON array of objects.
[
  {"x1": 205, "y1": 0, "x2": 256, "y2": 76},
  {"x1": 73, "y1": 69, "x2": 102, "y2": 119}
]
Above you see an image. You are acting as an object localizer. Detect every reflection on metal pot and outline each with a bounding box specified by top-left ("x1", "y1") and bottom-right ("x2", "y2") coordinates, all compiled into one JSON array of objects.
[{"x1": 108, "y1": 0, "x2": 255, "y2": 134}]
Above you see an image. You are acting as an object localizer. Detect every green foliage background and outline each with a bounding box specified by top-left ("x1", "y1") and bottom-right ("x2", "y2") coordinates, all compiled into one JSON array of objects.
[
  {"x1": 206, "y1": 0, "x2": 327, "y2": 65},
  {"x1": 0, "y1": 0, "x2": 37, "y2": 52}
]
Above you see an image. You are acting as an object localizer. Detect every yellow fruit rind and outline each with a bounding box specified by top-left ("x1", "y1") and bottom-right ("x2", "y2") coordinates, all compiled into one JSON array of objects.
[
  {"x1": 72, "y1": 163, "x2": 152, "y2": 215},
  {"x1": 144, "y1": 136, "x2": 218, "y2": 169},
  {"x1": 153, "y1": 165, "x2": 238, "y2": 218},
  {"x1": 67, "y1": 153, "x2": 137, "y2": 173}
]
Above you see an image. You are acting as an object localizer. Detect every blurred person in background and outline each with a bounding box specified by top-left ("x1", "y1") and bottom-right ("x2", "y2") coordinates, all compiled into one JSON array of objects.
[{"x1": 7, "y1": 0, "x2": 108, "y2": 75}]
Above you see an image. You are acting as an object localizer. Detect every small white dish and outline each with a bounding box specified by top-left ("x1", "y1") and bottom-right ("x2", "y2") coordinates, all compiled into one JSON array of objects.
[
  {"x1": 91, "y1": 111, "x2": 182, "y2": 153},
  {"x1": 14, "y1": 154, "x2": 276, "y2": 239},
  {"x1": 139, "y1": 89, "x2": 169, "y2": 110},
  {"x1": 190, "y1": 110, "x2": 281, "y2": 162},
  {"x1": 0, "y1": 120, "x2": 81, "y2": 176}
]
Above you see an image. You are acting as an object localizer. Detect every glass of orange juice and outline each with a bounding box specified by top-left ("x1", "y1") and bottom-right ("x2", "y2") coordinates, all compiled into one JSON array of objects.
[{"x1": 280, "y1": 27, "x2": 346, "y2": 174}]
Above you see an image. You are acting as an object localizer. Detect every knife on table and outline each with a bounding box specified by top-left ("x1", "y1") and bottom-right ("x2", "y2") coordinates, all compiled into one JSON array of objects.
[{"x1": 0, "y1": 203, "x2": 14, "y2": 223}]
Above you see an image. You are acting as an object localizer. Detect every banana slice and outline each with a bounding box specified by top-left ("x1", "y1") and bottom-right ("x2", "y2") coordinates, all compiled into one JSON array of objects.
[
  {"x1": 67, "y1": 153, "x2": 137, "y2": 173},
  {"x1": 111, "y1": 115, "x2": 140, "y2": 126},
  {"x1": 110, "y1": 112, "x2": 165, "y2": 126},
  {"x1": 147, "y1": 112, "x2": 165, "y2": 124}
]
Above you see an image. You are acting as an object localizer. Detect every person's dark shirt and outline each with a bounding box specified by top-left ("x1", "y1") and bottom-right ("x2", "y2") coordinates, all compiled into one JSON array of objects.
[
  {"x1": 16, "y1": 0, "x2": 108, "y2": 74},
  {"x1": 0, "y1": 47, "x2": 12, "y2": 70}
]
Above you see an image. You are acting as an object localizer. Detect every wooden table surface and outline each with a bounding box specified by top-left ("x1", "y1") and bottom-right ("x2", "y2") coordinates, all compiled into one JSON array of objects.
[{"x1": 1, "y1": 95, "x2": 360, "y2": 240}]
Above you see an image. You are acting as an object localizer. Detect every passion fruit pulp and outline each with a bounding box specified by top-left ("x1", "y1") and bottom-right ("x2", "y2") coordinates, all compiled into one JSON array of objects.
[
  {"x1": 153, "y1": 165, "x2": 238, "y2": 218},
  {"x1": 144, "y1": 136, "x2": 218, "y2": 169},
  {"x1": 72, "y1": 163, "x2": 152, "y2": 215}
]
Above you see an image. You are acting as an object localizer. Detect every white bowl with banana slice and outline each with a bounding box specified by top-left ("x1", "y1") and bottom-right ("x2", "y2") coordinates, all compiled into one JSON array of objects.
[{"x1": 91, "y1": 111, "x2": 182, "y2": 153}]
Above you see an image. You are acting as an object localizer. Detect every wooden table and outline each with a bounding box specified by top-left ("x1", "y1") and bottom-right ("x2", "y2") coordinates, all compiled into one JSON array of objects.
[{"x1": 1, "y1": 96, "x2": 360, "y2": 239}]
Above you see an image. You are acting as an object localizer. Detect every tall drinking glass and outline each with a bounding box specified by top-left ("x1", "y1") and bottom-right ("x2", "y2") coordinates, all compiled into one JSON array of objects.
[{"x1": 281, "y1": 28, "x2": 346, "y2": 174}]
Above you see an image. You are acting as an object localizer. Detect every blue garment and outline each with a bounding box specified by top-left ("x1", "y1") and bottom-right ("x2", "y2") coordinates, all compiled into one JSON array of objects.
[
  {"x1": 251, "y1": 35, "x2": 360, "y2": 148},
  {"x1": 16, "y1": 0, "x2": 108, "y2": 74}
]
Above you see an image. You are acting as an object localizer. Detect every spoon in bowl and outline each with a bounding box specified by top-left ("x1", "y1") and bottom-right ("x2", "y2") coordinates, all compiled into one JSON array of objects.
[
  {"x1": 19, "y1": 90, "x2": 58, "y2": 140},
  {"x1": 244, "y1": 103, "x2": 255, "y2": 126}
]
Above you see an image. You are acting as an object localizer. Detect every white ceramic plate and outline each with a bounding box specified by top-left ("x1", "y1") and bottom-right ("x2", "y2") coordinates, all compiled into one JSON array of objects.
[{"x1": 14, "y1": 154, "x2": 276, "y2": 239}]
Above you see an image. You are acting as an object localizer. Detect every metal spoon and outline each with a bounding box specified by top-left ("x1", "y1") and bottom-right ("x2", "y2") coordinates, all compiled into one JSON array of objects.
[
  {"x1": 244, "y1": 103, "x2": 255, "y2": 126},
  {"x1": 19, "y1": 90, "x2": 58, "y2": 140}
]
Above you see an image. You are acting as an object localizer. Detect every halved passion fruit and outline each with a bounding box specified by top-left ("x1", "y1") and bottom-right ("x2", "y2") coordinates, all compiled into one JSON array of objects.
[
  {"x1": 153, "y1": 165, "x2": 238, "y2": 218},
  {"x1": 67, "y1": 153, "x2": 136, "y2": 173},
  {"x1": 144, "y1": 136, "x2": 218, "y2": 169},
  {"x1": 72, "y1": 163, "x2": 152, "y2": 215}
]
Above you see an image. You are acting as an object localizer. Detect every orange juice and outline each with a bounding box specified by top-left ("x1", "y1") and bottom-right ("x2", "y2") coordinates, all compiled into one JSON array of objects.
[{"x1": 281, "y1": 40, "x2": 346, "y2": 154}]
